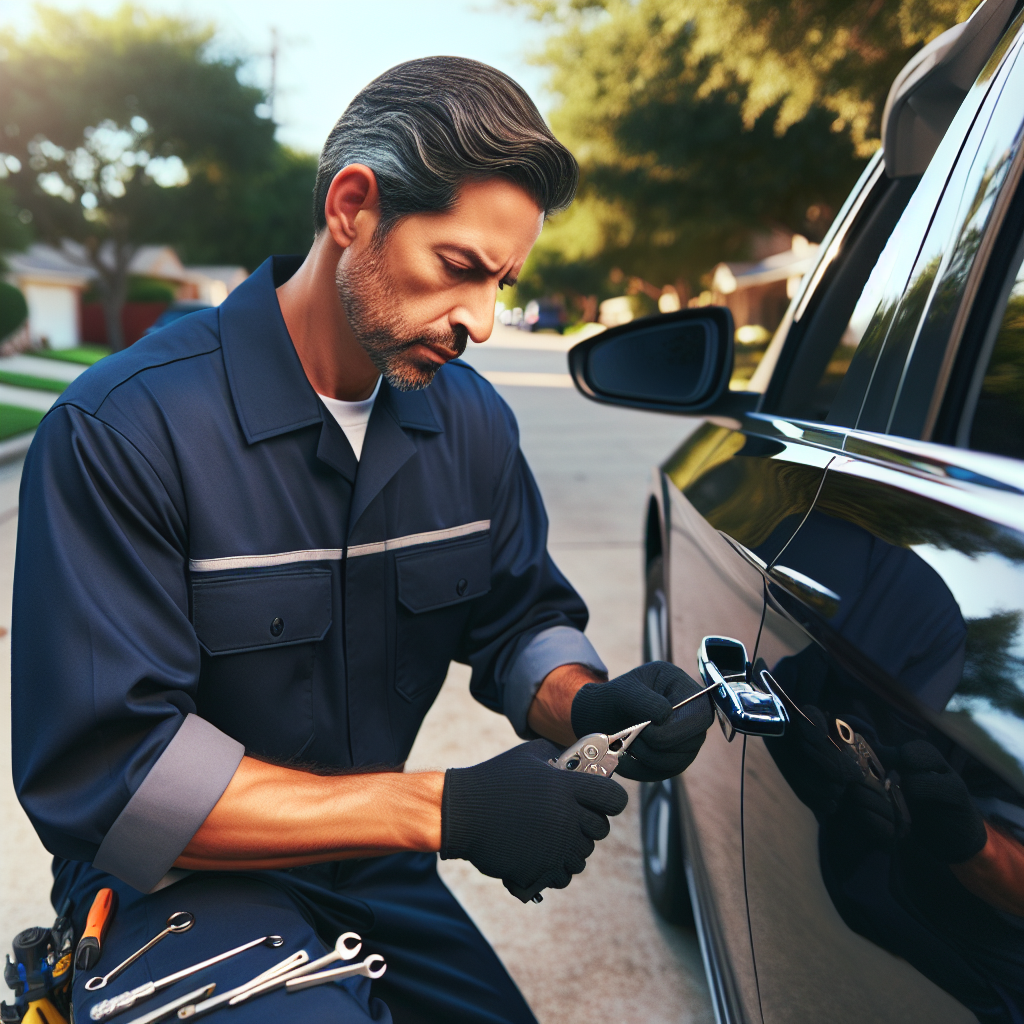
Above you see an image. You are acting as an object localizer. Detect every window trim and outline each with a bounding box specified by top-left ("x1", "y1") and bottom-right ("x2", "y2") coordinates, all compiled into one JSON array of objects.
[
  {"x1": 922, "y1": 87, "x2": 1024, "y2": 440},
  {"x1": 956, "y1": 224, "x2": 1024, "y2": 448}
]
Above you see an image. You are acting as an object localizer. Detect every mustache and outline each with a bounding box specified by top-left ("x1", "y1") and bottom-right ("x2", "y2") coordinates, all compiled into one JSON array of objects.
[{"x1": 403, "y1": 324, "x2": 468, "y2": 360}]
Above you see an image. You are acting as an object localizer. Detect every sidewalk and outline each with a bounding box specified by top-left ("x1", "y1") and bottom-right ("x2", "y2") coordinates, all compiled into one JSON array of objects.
[{"x1": 0, "y1": 347, "x2": 107, "y2": 458}]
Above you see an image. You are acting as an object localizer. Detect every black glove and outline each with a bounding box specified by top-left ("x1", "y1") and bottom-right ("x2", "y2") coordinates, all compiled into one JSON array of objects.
[
  {"x1": 840, "y1": 773, "x2": 897, "y2": 845},
  {"x1": 441, "y1": 739, "x2": 628, "y2": 899},
  {"x1": 570, "y1": 661, "x2": 713, "y2": 782},
  {"x1": 764, "y1": 705, "x2": 863, "y2": 818},
  {"x1": 899, "y1": 740, "x2": 987, "y2": 863}
]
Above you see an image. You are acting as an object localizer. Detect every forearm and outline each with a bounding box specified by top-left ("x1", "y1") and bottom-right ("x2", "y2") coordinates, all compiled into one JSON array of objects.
[
  {"x1": 526, "y1": 663, "x2": 605, "y2": 745},
  {"x1": 950, "y1": 822, "x2": 1024, "y2": 917},
  {"x1": 175, "y1": 756, "x2": 444, "y2": 871}
]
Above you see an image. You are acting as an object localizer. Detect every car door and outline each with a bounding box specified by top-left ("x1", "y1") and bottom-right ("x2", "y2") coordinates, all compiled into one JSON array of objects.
[
  {"x1": 742, "y1": 17, "x2": 1024, "y2": 1024},
  {"x1": 653, "y1": 88, "x2": 956, "y2": 1021}
]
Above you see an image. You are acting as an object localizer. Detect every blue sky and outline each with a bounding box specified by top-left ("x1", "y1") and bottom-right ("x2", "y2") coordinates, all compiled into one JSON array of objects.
[{"x1": 0, "y1": 1, "x2": 554, "y2": 155}]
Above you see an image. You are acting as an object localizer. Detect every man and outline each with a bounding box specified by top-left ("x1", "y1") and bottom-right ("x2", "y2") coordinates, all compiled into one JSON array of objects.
[{"x1": 13, "y1": 58, "x2": 712, "y2": 1023}]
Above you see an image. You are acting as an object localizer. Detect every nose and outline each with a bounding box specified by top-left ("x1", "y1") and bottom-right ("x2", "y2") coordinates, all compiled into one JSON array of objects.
[{"x1": 450, "y1": 284, "x2": 496, "y2": 344}]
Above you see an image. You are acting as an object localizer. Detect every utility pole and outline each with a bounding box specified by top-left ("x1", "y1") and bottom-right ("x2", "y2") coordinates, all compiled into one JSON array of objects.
[{"x1": 268, "y1": 27, "x2": 279, "y2": 122}]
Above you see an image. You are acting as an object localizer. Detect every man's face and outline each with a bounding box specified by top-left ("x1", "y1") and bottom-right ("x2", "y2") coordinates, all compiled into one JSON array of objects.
[{"x1": 335, "y1": 177, "x2": 544, "y2": 391}]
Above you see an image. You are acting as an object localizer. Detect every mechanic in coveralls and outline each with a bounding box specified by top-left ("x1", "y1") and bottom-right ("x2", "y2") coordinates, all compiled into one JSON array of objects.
[{"x1": 12, "y1": 58, "x2": 713, "y2": 1023}]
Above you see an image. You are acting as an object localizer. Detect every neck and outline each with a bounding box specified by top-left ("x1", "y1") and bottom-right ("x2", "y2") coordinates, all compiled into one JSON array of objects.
[{"x1": 276, "y1": 235, "x2": 381, "y2": 402}]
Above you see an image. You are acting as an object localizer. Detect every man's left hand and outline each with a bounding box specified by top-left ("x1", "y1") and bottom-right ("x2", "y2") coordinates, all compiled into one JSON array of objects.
[{"x1": 570, "y1": 661, "x2": 714, "y2": 782}]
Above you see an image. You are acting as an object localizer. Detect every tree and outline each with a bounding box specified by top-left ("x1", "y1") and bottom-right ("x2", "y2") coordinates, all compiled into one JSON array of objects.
[
  {"x1": 173, "y1": 145, "x2": 318, "y2": 271},
  {"x1": 0, "y1": 183, "x2": 32, "y2": 255},
  {"x1": 0, "y1": 5, "x2": 279, "y2": 348},
  {"x1": 511, "y1": 0, "x2": 982, "y2": 313}
]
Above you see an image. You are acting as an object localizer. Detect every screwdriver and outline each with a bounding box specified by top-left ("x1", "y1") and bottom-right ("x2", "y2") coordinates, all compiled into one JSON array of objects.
[{"x1": 75, "y1": 888, "x2": 118, "y2": 971}]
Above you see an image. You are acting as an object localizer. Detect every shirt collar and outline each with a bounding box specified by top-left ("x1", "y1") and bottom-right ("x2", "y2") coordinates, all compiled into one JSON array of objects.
[{"x1": 219, "y1": 255, "x2": 442, "y2": 443}]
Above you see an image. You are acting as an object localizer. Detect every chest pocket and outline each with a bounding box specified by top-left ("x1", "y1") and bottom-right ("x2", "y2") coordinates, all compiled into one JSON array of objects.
[
  {"x1": 393, "y1": 534, "x2": 490, "y2": 703},
  {"x1": 192, "y1": 568, "x2": 332, "y2": 654},
  {"x1": 191, "y1": 567, "x2": 332, "y2": 760}
]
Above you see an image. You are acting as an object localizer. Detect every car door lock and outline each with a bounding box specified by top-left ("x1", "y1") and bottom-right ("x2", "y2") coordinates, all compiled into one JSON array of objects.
[{"x1": 698, "y1": 636, "x2": 788, "y2": 741}]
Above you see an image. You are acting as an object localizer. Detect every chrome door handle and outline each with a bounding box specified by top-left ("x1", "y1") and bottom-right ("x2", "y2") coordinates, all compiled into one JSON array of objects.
[
  {"x1": 698, "y1": 636, "x2": 788, "y2": 741},
  {"x1": 768, "y1": 564, "x2": 840, "y2": 618}
]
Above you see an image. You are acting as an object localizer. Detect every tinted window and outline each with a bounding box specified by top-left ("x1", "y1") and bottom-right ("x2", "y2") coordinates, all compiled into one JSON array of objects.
[
  {"x1": 774, "y1": 28, "x2": 1018, "y2": 430},
  {"x1": 968, "y1": 238, "x2": 1024, "y2": 458},
  {"x1": 766, "y1": 164, "x2": 919, "y2": 423}
]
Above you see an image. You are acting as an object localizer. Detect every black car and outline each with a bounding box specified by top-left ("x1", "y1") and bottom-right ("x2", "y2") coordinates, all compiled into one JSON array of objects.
[{"x1": 570, "y1": 1, "x2": 1024, "y2": 1021}]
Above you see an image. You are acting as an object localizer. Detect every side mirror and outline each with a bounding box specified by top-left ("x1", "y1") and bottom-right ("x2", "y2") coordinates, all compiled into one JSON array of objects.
[{"x1": 568, "y1": 307, "x2": 755, "y2": 416}]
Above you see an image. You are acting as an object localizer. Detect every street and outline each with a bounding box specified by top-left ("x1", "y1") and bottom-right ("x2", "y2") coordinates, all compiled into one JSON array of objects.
[{"x1": 0, "y1": 326, "x2": 713, "y2": 1024}]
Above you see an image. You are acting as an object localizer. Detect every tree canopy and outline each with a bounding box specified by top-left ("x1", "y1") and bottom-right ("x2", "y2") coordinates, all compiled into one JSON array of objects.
[
  {"x1": 511, "y1": 0, "x2": 983, "y2": 316},
  {"x1": 0, "y1": 5, "x2": 316, "y2": 346}
]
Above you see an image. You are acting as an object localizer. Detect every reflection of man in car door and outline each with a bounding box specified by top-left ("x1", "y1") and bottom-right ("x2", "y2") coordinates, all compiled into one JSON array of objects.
[
  {"x1": 761, "y1": 512, "x2": 1024, "y2": 1021},
  {"x1": 11, "y1": 59, "x2": 713, "y2": 1024}
]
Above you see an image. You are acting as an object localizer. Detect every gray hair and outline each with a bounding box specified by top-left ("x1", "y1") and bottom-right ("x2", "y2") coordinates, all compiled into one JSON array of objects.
[{"x1": 313, "y1": 57, "x2": 578, "y2": 235}]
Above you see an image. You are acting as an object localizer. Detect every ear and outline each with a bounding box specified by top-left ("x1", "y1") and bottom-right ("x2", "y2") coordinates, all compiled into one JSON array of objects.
[{"x1": 323, "y1": 164, "x2": 380, "y2": 249}]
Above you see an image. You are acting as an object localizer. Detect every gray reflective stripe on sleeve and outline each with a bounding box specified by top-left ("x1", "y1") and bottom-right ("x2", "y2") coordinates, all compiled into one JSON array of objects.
[
  {"x1": 188, "y1": 520, "x2": 491, "y2": 572},
  {"x1": 93, "y1": 714, "x2": 245, "y2": 893},
  {"x1": 504, "y1": 626, "x2": 608, "y2": 738}
]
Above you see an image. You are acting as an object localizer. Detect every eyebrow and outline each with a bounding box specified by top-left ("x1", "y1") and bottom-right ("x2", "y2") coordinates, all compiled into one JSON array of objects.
[{"x1": 441, "y1": 245, "x2": 518, "y2": 288}]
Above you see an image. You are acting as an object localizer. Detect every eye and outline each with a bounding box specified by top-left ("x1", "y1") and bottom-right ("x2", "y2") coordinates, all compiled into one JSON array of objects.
[{"x1": 441, "y1": 257, "x2": 469, "y2": 279}]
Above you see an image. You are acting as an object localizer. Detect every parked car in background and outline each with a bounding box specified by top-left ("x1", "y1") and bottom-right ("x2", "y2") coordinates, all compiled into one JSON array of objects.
[
  {"x1": 523, "y1": 297, "x2": 567, "y2": 332},
  {"x1": 570, "y1": 1, "x2": 1024, "y2": 1020},
  {"x1": 143, "y1": 299, "x2": 212, "y2": 336}
]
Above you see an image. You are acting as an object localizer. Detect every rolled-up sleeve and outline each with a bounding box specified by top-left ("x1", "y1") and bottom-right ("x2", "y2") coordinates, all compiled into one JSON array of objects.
[
  {"x1": 456, "y1": 397, "x2": 605, "y2": 736},
  {"x1": 12, "y1": 404, "x2": 241, "y2": 891},
  {"x1": 503, "y1": 626, "x2": 607, "y2": 737}
]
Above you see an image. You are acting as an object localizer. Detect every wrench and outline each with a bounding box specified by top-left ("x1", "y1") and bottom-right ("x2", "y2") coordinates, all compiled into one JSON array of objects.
[
  {"x1": 285, "y1": 954, "x2": 387, "y2": 992},
  {"x1": 119, "y1": 984, "x2": 216, "y2": 1024},
  {"x1": 227, "y1": 932, "x2": 363, "y2": 1005},
  {"x1": 175, "y1": 950, "x2": 310, "y2": 1019},
  {"x1": 88, "y1": 935, "x2": 284, "y2": 1020},
  {"x1": 85, "y1": 913, "x2": 195, "y2": 991}
]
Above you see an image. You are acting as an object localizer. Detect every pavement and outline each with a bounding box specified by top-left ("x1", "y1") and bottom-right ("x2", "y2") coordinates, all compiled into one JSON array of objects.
[{"x1": 0, "y1": 325, "x2": 713, "y2": 1023}]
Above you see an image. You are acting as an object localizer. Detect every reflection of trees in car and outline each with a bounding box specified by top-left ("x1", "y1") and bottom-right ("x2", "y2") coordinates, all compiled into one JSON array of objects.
[
  {"x1": 972, "y1": 279, "x2": 1024, "y2": 457},
  {"x1": 945, "y1": 611, "x2": 1024, "y2": 785},
  {"x1": 764, "y1": 645, "x2": 1024, "y2": 1024},
  {"x1": 956, "y1": 610, "x2": 1024, "y2": 716},
  {"x1": 815, "y1": 473, "x2": 1024, "y2": 564},
  {"x1": 761, "y1": 508, "x2": 1024, "y2": 1019}
]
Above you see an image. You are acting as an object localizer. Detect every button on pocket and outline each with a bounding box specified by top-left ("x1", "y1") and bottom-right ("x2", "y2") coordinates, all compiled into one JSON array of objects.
[
  {"x1": 192, "y1": 568, "x2": 331, "y2": 655},
  {"x1": 396, "y1": 535, "x2": 490, "y2": 613}
]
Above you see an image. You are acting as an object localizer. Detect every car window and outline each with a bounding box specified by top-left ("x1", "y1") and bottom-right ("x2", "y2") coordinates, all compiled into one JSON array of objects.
[
  {"x1": 763, "y1": 17, "x2": 1019, "y2": 432},
  {"x1": 822, "y1": 60, "x2": 1015, "y2": 431},
  {"x1": 965, "y1": 235, "x2": 1024, "y2": 458},
  {"x1": 765, "y1": 165, "x2": 919, "y2": 423},
  {"x1": 883, "y1": 32, "x2": 1024, "y2": 440}
]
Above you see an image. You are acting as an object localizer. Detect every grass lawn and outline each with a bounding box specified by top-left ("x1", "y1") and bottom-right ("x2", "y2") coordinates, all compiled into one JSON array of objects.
[
  {"x1": 31, "y1": 345, "x2": 110, "y2": 366},
  {"x1": 0, "y1": 404, "x2": 44, "y2": 440},
  {"x1": 0, "y1": 370, "x2": 67, "y2": 393}
]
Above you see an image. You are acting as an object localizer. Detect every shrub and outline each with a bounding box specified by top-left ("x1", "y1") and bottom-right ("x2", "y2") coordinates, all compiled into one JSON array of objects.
[{"x1": 0, "y1": 280, "x2": 28, "y2": 340}]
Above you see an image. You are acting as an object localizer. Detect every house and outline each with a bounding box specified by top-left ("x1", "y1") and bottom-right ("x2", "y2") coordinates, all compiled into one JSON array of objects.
[
  {"x1": 4, "y1": 244, "x2": 92, "y2": 349},
  {"x1": 3, "y1": 242, "x2": 247, "y2": 348},
  {"x1": 710, "y1": 234, "x2": 820, "y2": 334}
]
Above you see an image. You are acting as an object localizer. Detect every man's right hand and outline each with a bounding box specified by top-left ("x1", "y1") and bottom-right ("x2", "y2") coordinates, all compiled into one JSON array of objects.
[{"x1": 440, "y1": 739, "x2": 628, "y2": 899}]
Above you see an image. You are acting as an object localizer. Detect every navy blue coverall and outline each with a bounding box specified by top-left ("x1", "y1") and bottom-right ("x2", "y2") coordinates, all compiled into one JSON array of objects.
[{"x1": 11, "y1": 256, "x2": 606, "y2": 1022}]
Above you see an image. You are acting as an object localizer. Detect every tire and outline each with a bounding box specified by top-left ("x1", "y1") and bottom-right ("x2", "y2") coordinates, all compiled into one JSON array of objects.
[
  {"x1": 640, "y1": 776, "x2": 695, "y2": 927},
  {"x1": 640, "y1": 553, "x2": 694, "y2": 926}
]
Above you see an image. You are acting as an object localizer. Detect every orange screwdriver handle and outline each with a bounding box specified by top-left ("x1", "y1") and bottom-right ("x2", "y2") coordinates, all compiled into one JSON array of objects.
[{"x1": 75, "y1": 888, "x2": 118, "y2": 971}]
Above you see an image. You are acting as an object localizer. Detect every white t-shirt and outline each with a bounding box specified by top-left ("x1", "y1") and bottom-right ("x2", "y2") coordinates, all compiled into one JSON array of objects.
[{"x1": 317, "y1": 377, "x2": 381, "y2": 460}]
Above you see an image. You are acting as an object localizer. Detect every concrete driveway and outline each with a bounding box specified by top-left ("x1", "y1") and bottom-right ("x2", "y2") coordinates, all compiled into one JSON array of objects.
[{"x1": 0, "y1": 325, "x2": 713, "y2": 1023}]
